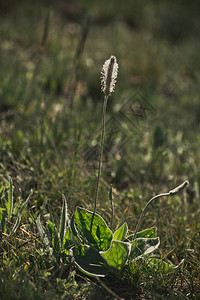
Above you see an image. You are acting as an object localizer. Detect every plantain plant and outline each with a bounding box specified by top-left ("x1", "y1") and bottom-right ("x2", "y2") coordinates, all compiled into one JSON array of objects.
[
  {"x1": 37, "y1": 181, "x2": 187, "y2": 277},
  {"x1": 37, "y1": 56, "x2": 188, "y2": 277}
]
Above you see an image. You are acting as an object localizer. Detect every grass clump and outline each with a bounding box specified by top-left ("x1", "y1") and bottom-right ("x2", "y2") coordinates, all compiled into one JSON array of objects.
[{"x1": 0, "y1": 1, "x2": 200, "y2": 299}]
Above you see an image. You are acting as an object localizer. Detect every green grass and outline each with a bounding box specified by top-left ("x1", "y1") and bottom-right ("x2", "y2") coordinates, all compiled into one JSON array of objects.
[{"x1": 0, "y1": 0, "x2": 200, "y2": 299}]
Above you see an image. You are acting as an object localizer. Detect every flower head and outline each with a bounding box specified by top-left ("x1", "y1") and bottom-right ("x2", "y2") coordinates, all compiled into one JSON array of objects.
[{"x1": 101, "y1": 55, "x2": 118, "y2": 96}]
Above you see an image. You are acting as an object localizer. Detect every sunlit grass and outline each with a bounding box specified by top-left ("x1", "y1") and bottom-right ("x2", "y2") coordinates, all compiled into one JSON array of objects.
[{"x1": 0, "y1": 1, "x2": 200, "y2": 298}]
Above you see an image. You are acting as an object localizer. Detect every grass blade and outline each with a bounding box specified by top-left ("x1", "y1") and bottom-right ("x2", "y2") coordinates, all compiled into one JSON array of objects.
[
  {"x1": 37, "y1": 215, "x2": 49, "y2": 248},
  {"x1": 7, "y1": 177, "x2": 13, "y2": 222},
  {"x1": 11, "y1": 215, "x2": 21, "y2": 235},
  {"x1": 59, "y1": 194, "x2": 69, "y2": 244},
  {"x1": 11, "y1": 192, "x2": 32, "y2": 235},
  {"x1": 0, "y1": 208, "x2": 6, "y2": 233},
  {"x1": 19, "y1": 191, "x2": 32, "y2": 215}
]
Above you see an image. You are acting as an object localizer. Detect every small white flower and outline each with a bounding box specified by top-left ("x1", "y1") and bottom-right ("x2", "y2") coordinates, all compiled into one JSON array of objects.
[{"x1": 101, "y1": 55, "x2": 118, "y2": 96}]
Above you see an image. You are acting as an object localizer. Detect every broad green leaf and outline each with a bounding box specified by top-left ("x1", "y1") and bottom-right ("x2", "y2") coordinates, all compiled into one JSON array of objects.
[
  {"x1": 136, "y1": 227, "x2": 157, "y2": 239},
  {"x1": 100, "y1": 240, "x2": 131, "y2": 270},
  {"x1": 37, "y1": 215, "x2": 49, "y2": 248},
  {"x1": 74, "y1": 245, "x2": 106, "y2": 277},
  {"x1": 59, "y1": 194, "x2": 69, "y2": 244},
  {"x1": 63, "y1": 227, "x2": 73, "y2": 251},
  {"x1": 47, "y1": 221, "x2": 60, "y2": 257},
  {"x1": 70, "y1": 214, "x2": 77, "y2": 237},
  {"x1": 7, "y1": 177, "x2": 13, "y2": 221},
  {"x1": 145, "y1": 258, "x2": 184, "y2": 273},
  {"x1": 74, "y1": 207, "x2": 112, "y2": 251},
  {"x1": 126, "y1": 227, "x2": 157, "y2": 241},
  {"x1": 113, "y1": 223, "x2": 128, "y2": 241},
  {"x1": 47, "y1": 220, "x2": 56, "y2": 240},
  {"x1": 131, "y1": 237, "x2": 160, "y2": 260}
]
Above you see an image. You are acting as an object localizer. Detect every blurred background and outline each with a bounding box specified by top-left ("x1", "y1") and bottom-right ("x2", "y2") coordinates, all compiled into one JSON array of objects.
[{"x1": 0, "y1": 0, "x2": 200, "y2": 217}]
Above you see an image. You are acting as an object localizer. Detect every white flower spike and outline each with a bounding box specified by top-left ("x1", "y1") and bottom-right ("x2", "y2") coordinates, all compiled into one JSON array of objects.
[{"x1": 101, "y1": 55, "x2": 119, "y2": 96}]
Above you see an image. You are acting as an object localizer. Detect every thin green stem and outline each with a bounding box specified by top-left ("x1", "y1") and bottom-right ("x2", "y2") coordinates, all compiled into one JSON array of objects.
[
  {"x1": 90, "y1": 95, "x2": 108, "y2": 230},
  {"x1": 133, "y1": 192, "x2": 169, "y2": 240},
  {"x1": 109, "y1": 185, "x2": 114, "y2": 231},
  {"x1": 133, "y1": 181, "x2": 189, "y2": 239},
  {"x1": 94, "y1": 94, "x2": 108, "y2": 213}
]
